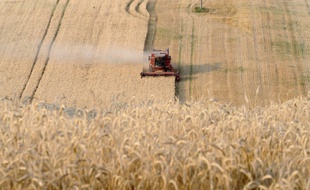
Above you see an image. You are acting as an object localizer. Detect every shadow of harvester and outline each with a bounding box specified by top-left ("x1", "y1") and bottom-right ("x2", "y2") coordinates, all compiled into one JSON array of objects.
[{"x1": 176, "y1": 63, "x2": 222, "y2": 81}]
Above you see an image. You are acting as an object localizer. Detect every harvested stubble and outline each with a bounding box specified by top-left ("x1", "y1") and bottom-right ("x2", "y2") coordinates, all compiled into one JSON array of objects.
[{"x1": 0, "y1": 95, "x2": 309, "y2": 189}]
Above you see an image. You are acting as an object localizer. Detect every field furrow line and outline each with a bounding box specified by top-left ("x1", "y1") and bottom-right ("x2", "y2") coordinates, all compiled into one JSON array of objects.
[
  {"x1": 282, "y1": 0, "x2": 305, "y2": 95},
  {"x1": 249, "y1": 0, "x2": 264, "y2": 98},
  {"x1": 189, "y1": 21, "x2": 194, "y2": 96},
  {"x1": 223, "y1": 25, "x2": 233, "y2": 103},
  {"x1": 177, "y1": 18, "x2": 183, "y2": 71},
  {"x1": 19, "y1": 0, "x2": 60, "y2": 100},
  {"x1": 284, "y1": 0, "x2": 307, "y2": 60},
  {"x1": 143, "y1": 0, "x2": 156, "y2": 52},
  {"x1": 286, "y1": 0, "x2": 309, "y2": 92},
  {"x1": 187, "y1": 3, "x2": 195, "y2": 97},
  {"x1": 175, "y1": 1, "x2": 189, "y2": 102},
  {"x1": 31, "y1": 0, "x2": 71, "y2": 99},
  {"x1": 261, "y1": 0, "x2": 274, "y2": 54},
  {"x1": 261, "y1": 0, "x2": 280, "y2": 97},
  {"x1": 176, "y1": 18, "x2": 184, "y2": 97}
]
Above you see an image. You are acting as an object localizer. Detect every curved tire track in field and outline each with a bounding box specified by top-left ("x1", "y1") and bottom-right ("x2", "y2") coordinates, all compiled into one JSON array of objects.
[
  {"x1": 143, "y1": 0, "x2": 157, "y2": 52},
  {"x1": 19, "y1": 0, "x2": 60, "y2": 99},
  {"x1": 20, "y1": 0, "x2": 70, "y2": 101},
  {"x1": 125, "y1": 0, "x2": 134, "y2": 14},
  {"x1": 136, "y1": 0, "x2": 148, "y2": 18},
  {"x1": 126, "y1": 0, "x2": 148, "y2": 20}
]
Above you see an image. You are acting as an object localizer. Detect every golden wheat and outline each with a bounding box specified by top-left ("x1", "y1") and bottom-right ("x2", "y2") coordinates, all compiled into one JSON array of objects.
[{"x1": 0, "y1": 95, "x2": 309, "y2": 189}]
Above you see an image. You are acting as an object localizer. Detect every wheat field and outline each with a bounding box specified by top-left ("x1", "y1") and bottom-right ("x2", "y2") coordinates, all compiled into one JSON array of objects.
[
  {"x1": 0, "y1": 95, "x2": 309, "y2": 189},
  {"x1": 1, "y1": 0, "x2": 310, "y2": 189},
  {"x1": 1, "y1": 0, "x2": 310, "y2": 108}
]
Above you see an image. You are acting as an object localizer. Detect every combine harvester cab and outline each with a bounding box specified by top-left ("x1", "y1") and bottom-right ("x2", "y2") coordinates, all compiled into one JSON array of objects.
[{"x1": 140, "y1": 48, "x2": 180, "y2": 82}]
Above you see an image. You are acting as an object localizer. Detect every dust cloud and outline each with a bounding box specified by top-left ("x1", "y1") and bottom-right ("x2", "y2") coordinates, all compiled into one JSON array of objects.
[{"x1": 50, "y1": 44, "x2": 147, "y2": 65}]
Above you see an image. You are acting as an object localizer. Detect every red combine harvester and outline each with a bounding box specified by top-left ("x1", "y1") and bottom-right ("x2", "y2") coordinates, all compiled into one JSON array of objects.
[{"x1": 140, "y1": 49, "x2": 180, "y2": 82}]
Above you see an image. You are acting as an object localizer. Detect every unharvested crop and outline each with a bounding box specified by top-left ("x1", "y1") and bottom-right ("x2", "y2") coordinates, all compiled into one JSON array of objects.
[{"x1": 0, "y1": 95, "x2": 309, "y2": 189}]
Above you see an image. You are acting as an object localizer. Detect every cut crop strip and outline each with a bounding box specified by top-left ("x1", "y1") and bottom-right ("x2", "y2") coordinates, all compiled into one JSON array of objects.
[{"x1": 143, "y1": 0, "x2": 157, "y2": 52}]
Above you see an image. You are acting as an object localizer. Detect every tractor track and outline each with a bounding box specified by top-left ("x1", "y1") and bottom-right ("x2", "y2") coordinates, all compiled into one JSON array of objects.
[
  {"x1": 19, "y1": 0, "x2": 60, "y2": 100},
  {"x1": 125, "y1": 0, "x2": 134, "y2": 14},
  {"x1": 223, "y1": 25, "x2": 233, "y2": 103},
  {"x1": 125, "y1": 0, "x2": 148, "y2": 20},
  {"x1": 261, "y1": 0, "x2": 280, "y2": 98},
  {"x1": 305, "y1": 0, "x2": 310, "y2": 15},
  {"x1": 249, "y1": 0, "x2": 264, "y2": 99},
  {"x1": 282, "y1": 0, "x2": 305, "y2": 95},
  {"x1": 187, "y1": 3, "x2": 196, "y2": 97},
  {"x1": 143, "y1": 0, "x2": 156, "y2": 52},
  {"x1": 176, "y1": 18, "x2": 184, "y2": 98},
  {"x1": 32, "y1": 0, "x2": 71, "y2": 98},
  {"x1": 136, "y1": 0, "x2": 148, "y2": 17},
  {"x1": 20, "y1": 0, "x2": 70, "y2": 100}
]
